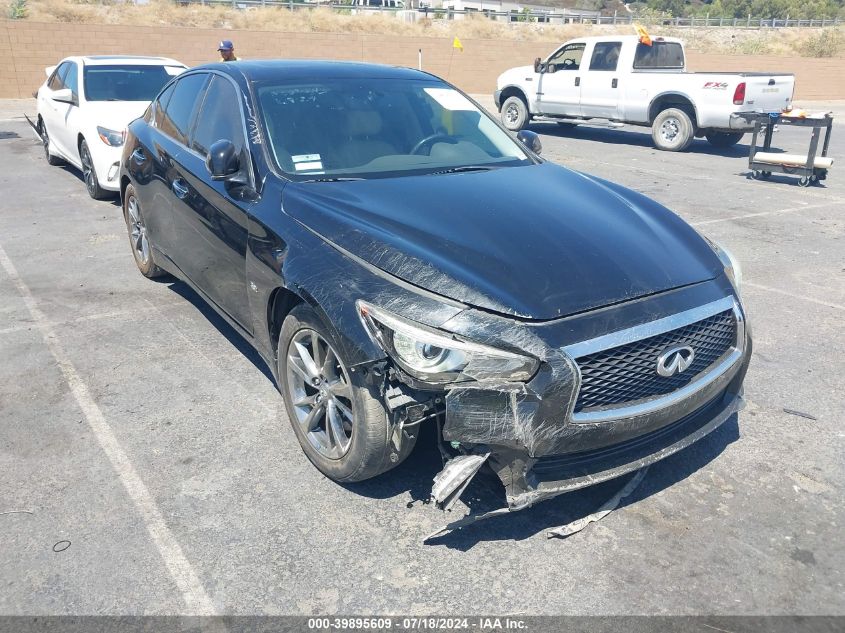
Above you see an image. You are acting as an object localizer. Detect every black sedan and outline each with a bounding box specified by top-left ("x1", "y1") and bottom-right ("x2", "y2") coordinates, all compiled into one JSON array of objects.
[{"x1": 120, "y1": 61, "x2": 751, "y2": 518}]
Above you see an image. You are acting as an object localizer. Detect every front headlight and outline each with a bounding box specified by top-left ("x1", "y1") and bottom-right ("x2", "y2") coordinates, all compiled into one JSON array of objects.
[
  {"x1": 97, "y1": 126, "x2": 125, "y2": 147},
  {"x1": 358, "y1": 301, "x2": 539, "y2": 386},
  {"x1": 705, "y1": 237, "x2": 742, "y2": 294}
]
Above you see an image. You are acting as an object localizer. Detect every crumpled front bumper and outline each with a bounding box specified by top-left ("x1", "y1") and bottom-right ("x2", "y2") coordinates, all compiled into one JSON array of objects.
[
  {"x1": 492, "y1": 380, "x2": 745, "y2": 511},
  {"x1": 430, "y1": 283, "x2": 751, "y2": 514}
]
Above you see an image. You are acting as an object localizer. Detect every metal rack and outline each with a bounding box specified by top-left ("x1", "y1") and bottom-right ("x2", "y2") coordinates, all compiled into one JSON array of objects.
[{"x1": 741, "y1": 111, "x2": 834, "y2": 187}]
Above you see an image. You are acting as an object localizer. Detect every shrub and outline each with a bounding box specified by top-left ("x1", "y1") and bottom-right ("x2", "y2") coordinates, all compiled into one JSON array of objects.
[
  {"x1": 798, "y1": 27, "x2": 844, "y2": 57},
  {"x1": 8, "y1": 0, "x2": 27, "y2": 19}
]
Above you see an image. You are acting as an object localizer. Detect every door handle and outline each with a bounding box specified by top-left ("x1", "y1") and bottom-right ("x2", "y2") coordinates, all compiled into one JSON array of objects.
[
  {"x1": 612, "y1": 78, "x2": 618, "y2": 89},
  {"x1": 575, "y1": 77, "x2": 580, "y2": 87},
  {"x1": 171, "y1": 179, "x2": 189, "y2": 199},
  {"x1": 131, "y1": 148, "x2": 146, "y2": 164}
]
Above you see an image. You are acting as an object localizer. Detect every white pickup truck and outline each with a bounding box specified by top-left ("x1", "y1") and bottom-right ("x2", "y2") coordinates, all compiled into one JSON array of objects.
[{"x1": 494, "y1": 35, "x2": 795, "y2": 151}]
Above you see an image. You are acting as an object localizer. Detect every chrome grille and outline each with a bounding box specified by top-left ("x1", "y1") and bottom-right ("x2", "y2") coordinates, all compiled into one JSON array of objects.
[{"x1": 573, "y1": 310, "x2": 736, "y2": 413}]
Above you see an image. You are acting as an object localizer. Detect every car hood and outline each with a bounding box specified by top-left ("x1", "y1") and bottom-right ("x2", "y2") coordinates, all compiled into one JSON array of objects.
[
  {"x1": 282, "y1": 163, "x2": 722, "y2": 320},
  {"x1": 82, "y1": 101, "x2": 150, "y2": 131},
  {"x1": 497, "y1": 65, "x2": 537, "y2": 89}
]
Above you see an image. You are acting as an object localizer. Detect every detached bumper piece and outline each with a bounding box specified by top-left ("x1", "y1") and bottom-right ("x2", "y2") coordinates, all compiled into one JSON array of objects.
[{"x1": 426, "y1": 387, "x2": 743, "y2": 540}]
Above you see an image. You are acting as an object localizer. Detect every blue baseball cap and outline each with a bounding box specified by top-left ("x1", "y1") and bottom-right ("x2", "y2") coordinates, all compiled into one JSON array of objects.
[{"x1": 218, "y1": 40, "x2": 234, "y2": 51}]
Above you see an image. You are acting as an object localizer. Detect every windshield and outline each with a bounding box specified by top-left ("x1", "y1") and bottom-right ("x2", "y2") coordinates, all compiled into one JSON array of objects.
[
  {"x1": 83, "y1": 65, "x2": 184, "y2": 102},
  {"x1": 256, "y1": 78, "x2": 532, "y2": 179}
]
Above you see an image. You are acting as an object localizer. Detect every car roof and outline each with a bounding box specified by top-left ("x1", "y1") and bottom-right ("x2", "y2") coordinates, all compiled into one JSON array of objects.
[
  {"x1": 565, "y1": 35, "x2": 684, "y2": 45},
  {"x1": 194, "y1": 60, "x2": 439, "y2": 83},
  {"x1": 66, "y1": 55, "x2": 186, "y2": 67}
]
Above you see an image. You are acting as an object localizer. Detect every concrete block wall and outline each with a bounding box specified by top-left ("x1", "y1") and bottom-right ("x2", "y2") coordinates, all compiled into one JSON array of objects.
[{"x1": 3, "y1": 20, "x2": 843, "y2": 100}]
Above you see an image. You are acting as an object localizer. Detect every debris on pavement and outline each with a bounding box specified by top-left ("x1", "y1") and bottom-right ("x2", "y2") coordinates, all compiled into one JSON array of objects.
[
  {"x1": 783, "y1": 408, "x2": 817, "y2": 420},
  {"x1": 548, "y1": 467, "x2": 650, "y2": 539}
]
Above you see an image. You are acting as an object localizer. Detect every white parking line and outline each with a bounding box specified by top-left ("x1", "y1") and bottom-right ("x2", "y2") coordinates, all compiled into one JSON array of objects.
[
  {"x1": 744, "y1": 281, "x2": 845, "y2": 312},
  {"x1": 691, "y1": 201, "x2": 835, "y2": 226},
  {"x1": 0, "y1": 242, "x2": 219, "y2": 616}
]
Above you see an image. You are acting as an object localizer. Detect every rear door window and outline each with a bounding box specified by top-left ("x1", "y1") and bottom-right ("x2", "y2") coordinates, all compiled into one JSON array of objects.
[
  {"x1": 158, "y1": 73, "x2": 209, "y2": 145},
  {"x1": 589, "y1": 42, "x2": 622, "y2": 72},
  {"x1": 191, "y1": 75, "x2": 245, "y2": 157},
  {"x1": 633, "y1": 42, "x2": 684, "y2": 69},
  {"x1": 149, "y1": 82, "x2": 175, "y2": 126}
]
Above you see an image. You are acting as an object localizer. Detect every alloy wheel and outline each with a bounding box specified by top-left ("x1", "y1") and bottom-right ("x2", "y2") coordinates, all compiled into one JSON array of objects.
[
  {"x1": 126, "y1": 195, "x2": 151, "y2": 266},
  {"x1": 42, "y1": 128, "x2": 50, "y2": 160},
  {"x1": 505, "y1": 103, "x2": 520, "y2": 125},
  {"x1": 80, "y1": 143, "x2": 97, "y2": 197},
  {"x1": 286, "y1": 328, "x2": 355, "y2": 460}
]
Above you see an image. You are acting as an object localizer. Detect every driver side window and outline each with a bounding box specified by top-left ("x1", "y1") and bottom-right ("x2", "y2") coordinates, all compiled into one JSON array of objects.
[{"x1": 548, "y1": 44, "x2": 585, "y2": 72}]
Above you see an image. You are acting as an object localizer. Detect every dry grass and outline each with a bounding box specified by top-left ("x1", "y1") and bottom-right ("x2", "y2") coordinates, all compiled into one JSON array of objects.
[{"x1": 7, "y1": 0, "x2": 845, "y2": 55}]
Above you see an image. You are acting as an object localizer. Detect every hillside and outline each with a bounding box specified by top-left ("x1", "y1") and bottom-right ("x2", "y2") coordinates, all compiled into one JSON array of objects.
[{"x1": 5, "y1": 0, "x2": 843, "y2": 56}]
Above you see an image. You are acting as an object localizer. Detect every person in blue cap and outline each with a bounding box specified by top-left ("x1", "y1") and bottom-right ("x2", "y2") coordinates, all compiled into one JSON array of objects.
[{"x1": 218, "y1": 40, "x2": 238, "y2": 62}]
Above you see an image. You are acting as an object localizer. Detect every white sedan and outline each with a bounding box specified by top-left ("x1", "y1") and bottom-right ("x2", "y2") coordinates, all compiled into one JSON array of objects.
[{"x1": 34, "y1": 56, "x2": 186, "y2": 199}]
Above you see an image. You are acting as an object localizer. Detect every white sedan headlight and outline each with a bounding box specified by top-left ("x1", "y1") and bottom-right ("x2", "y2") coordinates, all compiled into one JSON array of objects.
[
  {"x1": 97, "y1": 126, "x2": 125, "y2": 147},
  {"x1": 358, "y1": 301, "x2": 539, "y2": 386}
]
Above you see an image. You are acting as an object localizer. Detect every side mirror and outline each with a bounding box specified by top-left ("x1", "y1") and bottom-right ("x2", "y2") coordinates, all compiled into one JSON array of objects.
[
  {"x1": 517, "y1": 130, "x2": 542, "y2": 155},
  {"x1": 206, "y1": 139, "x2": 240, "y2": 181},
  {"x1": 533, "y1": 57, "x2": 544, "y2": 74},
  {"x1": 51, "y1": 88, "x2": 75, "y2": 105}
]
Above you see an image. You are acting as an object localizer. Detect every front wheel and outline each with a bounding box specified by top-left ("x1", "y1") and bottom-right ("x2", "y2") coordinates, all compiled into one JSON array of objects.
[
  {"x1": 40, "y1": 120, "x2": 63, "y2": 166},
  {"x1": 706, "y1": 132, "x2": 745, "y2": 148},
  {"x1": 501, "y1": 96, "x2": 529, "y2": 132},
  {"x1": 278, "y1": 304, "x2": 415, "y2": 482},
  {"x1": 652, "y1": 108, "x2": 695, "y2": 152},
  {"x1": 80, "y1": 139, "x2": 109, "y2": 200}
]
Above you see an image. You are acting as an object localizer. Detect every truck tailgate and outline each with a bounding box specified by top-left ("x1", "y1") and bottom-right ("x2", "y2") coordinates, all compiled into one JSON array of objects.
[{"x1": 740, "y1": 74, "x2": 794, "y2": 112}]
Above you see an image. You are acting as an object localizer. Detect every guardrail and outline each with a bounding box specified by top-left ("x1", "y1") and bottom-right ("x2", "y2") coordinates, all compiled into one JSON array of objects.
[{"x1": 174, "y1": 0, "x2": 841, "y2": 28}]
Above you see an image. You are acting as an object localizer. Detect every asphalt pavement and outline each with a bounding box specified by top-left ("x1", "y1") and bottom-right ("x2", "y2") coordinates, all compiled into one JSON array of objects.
[{"x1": 0, "y1": 106, "x2": 842, "y2": 616}]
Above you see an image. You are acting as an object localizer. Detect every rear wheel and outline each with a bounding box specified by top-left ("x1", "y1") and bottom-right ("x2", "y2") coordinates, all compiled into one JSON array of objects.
[
  {"x1": 80, "y1": 139, "x2": 109, "y2": 200},
  {"x1": 501, "y1": 96, "x2": 529, "y2": 132},
  {"x1": 279, "y1": 304, "x2": 415, "y2": 482},
  {"x1": 706, "y1": 132, "x2": 745, "y2": 148},
  {"x1": 652, "y1": 108, "x2": 695, "y2": 152},
  {"x1": 123, "y1": 183, "x2": 165, "y2": 278}
]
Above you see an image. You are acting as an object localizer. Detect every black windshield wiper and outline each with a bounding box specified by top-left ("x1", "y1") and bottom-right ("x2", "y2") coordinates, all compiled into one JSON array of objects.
[
  {"x1": 300, "y1": 177, "x2": 364, "y2": 182},
  {"x1": 428, "y1": 165, "x2": 497, "y2": 175}
]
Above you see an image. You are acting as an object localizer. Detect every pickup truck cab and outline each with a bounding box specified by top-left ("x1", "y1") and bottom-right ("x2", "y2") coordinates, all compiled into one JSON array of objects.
[{"x1": 495, "y1": 35, "x2": 795, "y2": 151}]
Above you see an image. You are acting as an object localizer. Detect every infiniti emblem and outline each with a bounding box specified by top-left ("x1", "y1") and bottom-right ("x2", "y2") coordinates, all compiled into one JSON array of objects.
[{"x1": 656, "y1": 345, "x2": 695, "y2": 377}]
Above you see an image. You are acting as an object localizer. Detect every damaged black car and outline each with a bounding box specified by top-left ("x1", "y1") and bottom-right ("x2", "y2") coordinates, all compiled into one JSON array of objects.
[{"x1": 120, "y1": 61, "x2": 751, "y2": 522}]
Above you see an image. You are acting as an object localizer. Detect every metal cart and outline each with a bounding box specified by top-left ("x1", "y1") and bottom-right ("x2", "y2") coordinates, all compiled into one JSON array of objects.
[{"x1": 741, "y1": 111, "x2": 834, "y2": 187}]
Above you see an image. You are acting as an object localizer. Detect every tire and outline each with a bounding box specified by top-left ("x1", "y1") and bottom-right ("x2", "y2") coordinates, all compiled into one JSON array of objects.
[
  {"x1": 123, "y1": 183, "x2": 165, "y2": 278},
  {"x1": 706, "y1": 132, "x2": 744, "y2": 148},
  {"x1": 501, "y1": 96, "x2": 529, "y2": 132},
  {"x1": 651, "y1": 107, "x2": 695, "y2": 152},
  {"x1": 79, "y1": 139, "x2": 109, "y2": 200},
  {"x1": 278, "y1": 304, "x2": 415, "y2": 482},
  {"x1": 40, "y1": 120, "x2": 63, "y2": 166}
]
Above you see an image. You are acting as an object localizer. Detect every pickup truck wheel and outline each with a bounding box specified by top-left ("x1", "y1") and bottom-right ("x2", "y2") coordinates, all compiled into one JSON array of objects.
[
  {"x1": 652, "y1": 108, "x2": 694, "y2": 152},
  {"x1": 279, "y1": 304, "x2": 416, "y2": 482},
  {"x1": 501, "y1": 96, "x2": 529, "y2": 132},
  {"x1": 706, "y1": 132, "x2": 745, "y2": 148}
]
